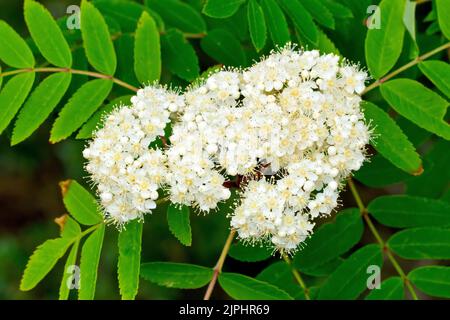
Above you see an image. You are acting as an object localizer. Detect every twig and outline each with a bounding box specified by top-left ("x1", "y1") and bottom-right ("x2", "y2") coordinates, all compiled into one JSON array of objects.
[
  {"x1": 283, "y1": 255, "x2": 311, "y2": 300},
  {"x1": 0, "y1": 67, "x2": 139, "y2": 92},
  {"x1": 347, "y1": 178, "x2": 419, "y2": 300},
  {"x1": 203, "y1": 230, "x2": 236, "y2": 300},
  {"x1": 362, "y1": 42, "x2": 450, "y2": 95}
]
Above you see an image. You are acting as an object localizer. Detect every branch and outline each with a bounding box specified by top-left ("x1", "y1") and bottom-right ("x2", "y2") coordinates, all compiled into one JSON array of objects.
[
  {"x1": 362, "y1": 42, "x2": 450, "y2": 95},
  {"x1": 0, "y1": 67, "x2": 139, "y2": 92},
  {"x1": 203, "y1": 230, "x2": 236, "y2": 300},
  {"x1": 347, "y1": 178, "x2": 419, "y2": 300}
]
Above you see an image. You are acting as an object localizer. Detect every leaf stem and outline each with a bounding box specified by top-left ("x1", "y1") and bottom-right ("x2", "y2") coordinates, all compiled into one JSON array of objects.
[
  {"x1": 283, "y1": 255, "x2": 310, "y2": 300},
  {"x1": 347, "y1": 178, "x2": 419, "y2": 300},
  {"x1": 182, "y1": 32, "x2": 207, "y2": 39},
  {"x1": 362, "y1": 42, "x2": 450, "y2": 95},
  {"x1": 203, "y1": 230, "x2": 236, "y2": 300},
  {"x1": 0, "y1": 67, "x2": 139, "y2": 92},
  {"x1": 80, "y1": 223, "x2": 101, "y2": 238}
]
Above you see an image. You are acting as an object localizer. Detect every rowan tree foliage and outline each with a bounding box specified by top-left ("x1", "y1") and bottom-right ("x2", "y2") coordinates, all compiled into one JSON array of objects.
[{"x1": 0, "y1": 0, "x2": 449, "y2": 300}]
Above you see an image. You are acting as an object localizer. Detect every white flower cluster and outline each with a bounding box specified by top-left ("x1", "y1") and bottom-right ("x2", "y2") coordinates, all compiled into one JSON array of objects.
[
  {"x1": 83, "y1": 86, "x2": 173, "y2": 224},
  {"x1": 83, "y1": 45, "x2": 370, "y2": 253}
]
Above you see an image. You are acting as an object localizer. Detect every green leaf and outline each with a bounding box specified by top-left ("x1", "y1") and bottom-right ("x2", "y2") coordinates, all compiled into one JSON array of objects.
[
  {"x1": 167, "y1": 204, "x2": 192, "y2": 246},
  {"x1": 368, "y1": 195, "x2": 450, "y2": 228},
  {"x1": 318, "y1": 244, "x2": 383, "y2": 300},
  {"x1": 59, "y1": 241, "x2": 79, "y2": 300},
  {"x1": 203, "y1": 0, "x2": 245, "y2": 18},
  {"x1": 355, "y1": 154, "x2": 410, "y2": 188},
  {"x1": 362, "y1": 101, "x2": 422, "y2": 175},
  {"x1": 261, "y1": 0, "x2": 290, "y2": 47},
  {"x1": 397, "y1": 116, "x2": 433, "y2": 147},
  {"x1": 219, "y1": 272, "x2": 293, "y2": 300},
  {"x1": 315, "y1": 28, "x2": 340, "y2": 55},
  {"x1": 426, "y1": 21, "x2": 441, "y2": 36},
  {"x1": 388, "y1": 227, "x2": 450, "y2": 259},
  {"x1": 256, "y1": 261, "x2": 302, "y2": 297},
  {"x1": 436, "y1": 0, "x2": 450, "y2": 40},
  {"x1": 0, "y1": 66, "x2": 2, "y2": 90},
  {"x1": 147, "y1": 0, "x2": 206, "y2": 34},
  {"x1": 118, "y1": 220, "x2": 143, "y2": 300},
  {"x1": 294, "y1": 208, "x2": 363, "y2": 269},
  {"x1": 20, "y1": 238, "x2": 72, "y2": 291},
  {"x1": 409, "y1": 266, "x2": 450, "y2": 298},
  {"x1": 247, "y1": 0, "x2": 267, "y2": 52},
  {"x1": 406, "y1": 140, "x2": 450, "y2": 198},
  {"x1": 365, "y1": 0, "x2": 405, "y2": 79},
  {"x1": 323, "y1": 0, "x2": 353, "y2": 19},
  {"x1": 51, "y1": 79, "x2": 113, "y2": 142},
  {"x1": 300, "y1": 257, "x2": 344, "y2": 277},
  {"x1": 134, "y1": 12, "x2": 161, "y2": 84},
  {"x1": 66, "y1": 48, "x2": 89, "y2": 97},
  {"x1": 228, "y1": 243, "x2": 272, "y2": 262},
  {"x1": 78, "y1": 225, "x2": 105, "y2": 300},
  {"x1": 12, "y1": 73, "x2": 72, "y2": 145},
  {"x1": 81, "y1": 0, "x2": 117, "y2": 75},
  {"x1": 24, "y1": 0, "x2": 72, "y2": 68},
  {"x1": 380, "y1": 79, "x2": 450, "y2": 140},
  {"x1": 200, "y1": 28, "x2": 247, "y2": 67},
  {"x1": 365, "y1": 277, "x2": 404, "y2": 300},
  {"x1": 60, "y1": 180, "x2": 103, "y2": 226},
  {"x1": 278, "y1": 0, "x2": 317, "y2": 45},
  {"x1": 93, "y1": 0, "x2": 142, "y2": 32},
  {"x1": 93, "y1": 0, "x2": 165, "y2": 33},
  {"x1": 115, "y1": 34, "x2": 140, "y2": 93},
  {"x1": 419, "y1": 60, "x2": 450, "y2": 98},
  {"x1": 61, "y1": 216, "x2": 82, "y2": 240},
  {"x1": 299, "y1": 0, "x2": 335, "y2": 29},
  {"x1": 0, "y1": 73, "x2": 35, "y2": 135},
  {"x1": 77, "y1": 95, "x2": 132, "y2": 139},
  {"x1": 161, "y1": 29, "x2": 199, "y2": 81},
  {"x1": 0, "y1": 21, "x2": 35, "y2": 68},
  {"x1": 424, "y1": 6, "x2": 437, "y2": 22},
  {"x1": 403, "y1": 0, "x2": 416, "y2": 41},
  {"x1": 140, "y1": 262, "x2": 213, "y2": 289},
  {"x1": 207, "y1": 4, "x2": 250, "y2": 42},
  {"x1": 104, "y1": 15, "x2": 122, "y2": 35},
  {"x1": 441, "y1": 189, "x2": 450, "y2": 203}
]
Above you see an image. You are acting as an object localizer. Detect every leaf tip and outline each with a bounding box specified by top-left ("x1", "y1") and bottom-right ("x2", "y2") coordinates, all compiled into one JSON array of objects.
[
  {"x1": 19, "y1": 281, "x2": 29, "y2": 292},
  {"x1": 10, "y1": 138, "x2": 19, "y2": 147},
  {"x1": 412, "y1": 164, "x2": 424, "y2": 176},
  {"x1": 59, "y1": 179, "x2": 72, "y2": 196},
  {"x1": 54, "y1": 213, "x2": 69, "y2": 231},
  {"x1": 49, "y1": 134, "x2": 62, "y2": 144}
]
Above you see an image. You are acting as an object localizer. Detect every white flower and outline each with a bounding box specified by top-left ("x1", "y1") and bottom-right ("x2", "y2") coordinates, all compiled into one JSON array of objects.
[
  {"x1": 83, "y1": 85, "x2": 177, "y2": 226},
  {"x1": 83, "y1": 45, "x2": 370, "y2": 254}
]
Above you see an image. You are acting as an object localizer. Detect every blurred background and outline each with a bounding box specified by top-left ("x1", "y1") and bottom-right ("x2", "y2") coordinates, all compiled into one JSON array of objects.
[{"x1": 0, "y1": 0, "x2": 447, "y2": 300}]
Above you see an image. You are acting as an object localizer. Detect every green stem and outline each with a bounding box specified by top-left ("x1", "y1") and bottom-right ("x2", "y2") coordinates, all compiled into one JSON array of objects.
[
  {"x1": 347, "y1": 178, "x2": 419, "y2": 300},
  {"x1": 283, "y1": 255, "x2": 310, "y2": 300},
  {"x1": 0, "y1": 67, "x2": 139, "y2": 92},
  {"x1": 203, "y1": 230, "x2": 236, "y2": 300},
  {"x1": 79, "y1": 223, "x2": 101, "y2": 238},
  {"x1": 362, "y1": 42, "x2": 450, "y2": 95}
]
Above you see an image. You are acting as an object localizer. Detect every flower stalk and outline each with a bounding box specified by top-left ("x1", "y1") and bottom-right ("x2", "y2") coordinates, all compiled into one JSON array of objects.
[{"x1": 203, "y1": 230, "x2": 236, "y2": 300}]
